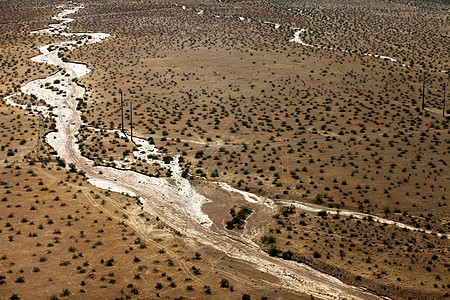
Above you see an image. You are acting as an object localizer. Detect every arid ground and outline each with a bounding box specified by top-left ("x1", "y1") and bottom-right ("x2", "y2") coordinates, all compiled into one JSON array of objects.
[{"x1": 0, "y1": 0, "x2": 448, "y2": 299}]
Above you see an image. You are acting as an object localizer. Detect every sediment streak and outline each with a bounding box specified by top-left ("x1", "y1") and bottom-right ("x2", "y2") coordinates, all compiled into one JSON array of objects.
[{"x1": 5, "y1": 4, "x2": 388, "y2": 299}]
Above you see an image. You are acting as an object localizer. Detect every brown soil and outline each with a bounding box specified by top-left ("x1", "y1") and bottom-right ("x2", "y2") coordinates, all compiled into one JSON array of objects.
[{"x1": 1, "y1": 0, "x2": 449, "y2": 298}]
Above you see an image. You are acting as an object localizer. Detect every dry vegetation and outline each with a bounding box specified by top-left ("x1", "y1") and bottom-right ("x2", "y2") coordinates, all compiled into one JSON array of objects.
[
  {"x1": 259, "y1": 205, "x2": 448, "y2": 299},
  {"x1": 70, "y1": 1, "x2": 448, "y2": 223},
  {"x1": 1, "y1": 0, "x2": 449, "y2": 298},
  {"x1": 0, "y1": 1, "x2": 60, "y2": 97},
  {"x1": 0, "y1": 2, "x2": 302, "y2": 299},
  {"x1": 0, "y1": 101, "x2": 292, "y2": 300}
]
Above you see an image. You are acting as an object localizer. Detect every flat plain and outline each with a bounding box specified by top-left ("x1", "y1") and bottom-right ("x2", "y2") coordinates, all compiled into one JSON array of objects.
[{"x1": 0, "y1": 0, "x2": 448, "y2": 299}]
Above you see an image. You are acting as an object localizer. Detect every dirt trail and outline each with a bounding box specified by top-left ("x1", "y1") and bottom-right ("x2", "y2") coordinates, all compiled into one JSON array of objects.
[{"x1": 5, "y1": 4, "x2": 384, "y2": 299}]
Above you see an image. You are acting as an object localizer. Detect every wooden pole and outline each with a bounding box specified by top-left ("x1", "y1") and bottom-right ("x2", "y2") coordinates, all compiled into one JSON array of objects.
[
  {"x1": 422, "y1": 72, "x2": 426, "y2": 110},
  {"x1": 36, "y1": 113, "x2": 43, "y2": 154},
  {"x1": 36, "y1": 113, "x2": 45, "y2": 164},
  {"x1": 119, "y1": 89, "x2": 124, "y2": 135},
  {"x1": 443, "y1": 83, "x2": 446, "y2": 117},
  {"x1": 130, "y1": 100, "x2": 133, "y2": 143}
]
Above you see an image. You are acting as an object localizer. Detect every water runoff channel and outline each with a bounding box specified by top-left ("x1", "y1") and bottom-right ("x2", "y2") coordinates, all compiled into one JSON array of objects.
[{"x1": 6, "y1": 3, "x2": 444, "y2": 299}]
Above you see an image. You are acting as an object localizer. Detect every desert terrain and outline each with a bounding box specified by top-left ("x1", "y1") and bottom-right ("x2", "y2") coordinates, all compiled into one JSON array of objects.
[{"x1": 0, "y1": 0, "x2": 448, "y2": 299}]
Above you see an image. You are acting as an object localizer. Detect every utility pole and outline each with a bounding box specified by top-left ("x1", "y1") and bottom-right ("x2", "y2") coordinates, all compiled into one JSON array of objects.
[
  {"x1": 36, "y1": 113, "x2": 44, "y2": 154},
  {"x1": 36, "y1": 113, "x2": 45, "y2": 164},
  {"x1": 443, "y1": 83, "x2": 446, "y2": 117},
  {"x1": 422, "y1": 72, "x2": 426, "y2": 110},
  {"x1": 119, "y1": 88, "x2": 124, "y2": 135},
  {"x1": 130, "y1": 100, "x2": 133, "y2": 143}
]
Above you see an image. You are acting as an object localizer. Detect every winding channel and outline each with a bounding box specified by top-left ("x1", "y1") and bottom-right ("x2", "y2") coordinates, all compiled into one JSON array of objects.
[
  {"x1": 176, "y1": 3, "x2": 448, "y2": 74},
  {"x1": 4, "y1": 3, "x2": 445, "y2": 299}
]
